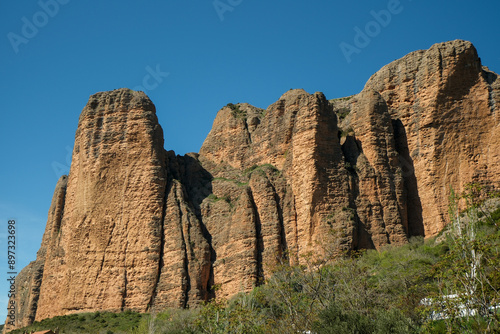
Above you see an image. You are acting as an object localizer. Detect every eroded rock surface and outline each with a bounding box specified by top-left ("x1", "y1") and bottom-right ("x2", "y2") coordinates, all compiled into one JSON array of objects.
[
  {"x1": 363, "y1": 40, "x2": 500, "y2": 235},
  {"x1": 5, "y1": 40, "x2": 500, "y2": 331}
]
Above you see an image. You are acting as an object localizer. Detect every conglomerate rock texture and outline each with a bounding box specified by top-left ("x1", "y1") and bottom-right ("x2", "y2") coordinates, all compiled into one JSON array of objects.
[
  {"x1": 4, "y1": 40, "x2": 500, "y2": 331},
  {"x1": 362, "y1": 40, "x2": 500, "y2": 235}
]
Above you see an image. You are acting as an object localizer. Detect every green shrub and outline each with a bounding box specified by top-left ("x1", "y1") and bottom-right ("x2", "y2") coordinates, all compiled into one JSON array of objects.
[
  {"x1": 9, "y1": 311, "x2": 145, "y2": 334},
  {"x1": 226, "y1": 103, "x2": 247, "y2": 119}
]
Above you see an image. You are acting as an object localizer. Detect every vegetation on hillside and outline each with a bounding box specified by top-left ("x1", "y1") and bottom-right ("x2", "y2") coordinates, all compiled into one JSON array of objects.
[
  {"x1": 8, "y1": 185, "x2": 500, "y2": 334},
  {"x1": 7, "y1": 310, "x2": 144, "y2": 334}
]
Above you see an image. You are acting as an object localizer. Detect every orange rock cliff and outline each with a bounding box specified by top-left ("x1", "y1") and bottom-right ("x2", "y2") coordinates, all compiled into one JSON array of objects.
[{"x1": 4, "y1": 40, "x2": 500, "y2": 331}]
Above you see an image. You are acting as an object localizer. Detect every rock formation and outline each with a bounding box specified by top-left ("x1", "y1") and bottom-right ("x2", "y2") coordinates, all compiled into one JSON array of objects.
[
  {"x1": 362, "y1": 40, "x2": 500, "y2": 235},
  {"x1": 4, "y1": 40, "x2": 499, "y2": 331}
]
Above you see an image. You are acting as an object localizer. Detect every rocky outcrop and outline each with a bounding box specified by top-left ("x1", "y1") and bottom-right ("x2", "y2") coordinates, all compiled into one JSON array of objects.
[
  {"x1": 35, "y1": 90, "x2": 169, "y2": 320},
  {"x1": 5, "y1": 40, "x2": 500, "y2": 331},
  {"x1": 363, "y1": 40, "x2": 500, "y2": 235},
  {"x1": 343, "y1": 90, "x2": 410, "y2": 248},
  {"x1": 4, "y1": 176, "x2": 67, "y2": 331},
  {"x1": 5, "y1": 90, "x2": 212, "y2": 332}
]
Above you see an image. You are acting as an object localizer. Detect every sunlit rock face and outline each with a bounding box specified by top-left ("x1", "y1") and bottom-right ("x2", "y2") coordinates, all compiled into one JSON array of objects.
[{"x1": 5, "y1": 40, "x2": 500, "y2": 332}]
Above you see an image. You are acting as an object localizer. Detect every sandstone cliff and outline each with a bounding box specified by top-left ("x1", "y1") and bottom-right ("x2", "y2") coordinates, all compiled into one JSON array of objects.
[
  {"x1": 4, "y1": 40, "x2": 499, "y2": 331},
  {"x1": 362, "y1": 40, "x2": 500, "y2": 235}
]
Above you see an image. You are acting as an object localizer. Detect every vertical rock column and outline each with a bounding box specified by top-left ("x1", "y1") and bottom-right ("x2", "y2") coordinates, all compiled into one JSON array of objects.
[
  {"x1": 348, "y1": 90, "x2": 408, "y2": 248},
  {"x1": 35, "y1": 89, "x2": 168, "y2": 320}
]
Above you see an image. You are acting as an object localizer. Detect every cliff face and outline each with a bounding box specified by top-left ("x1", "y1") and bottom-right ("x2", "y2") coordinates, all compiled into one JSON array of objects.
[
  {"x1": 36, "y1": 90, "x2": 169, "y2": 319},
  {"x1": 5, "y1": 40, "x2": 500, "y2": 331},
  {"x1": 363, "y1": 40, "x2": 500, "y2": 235}
]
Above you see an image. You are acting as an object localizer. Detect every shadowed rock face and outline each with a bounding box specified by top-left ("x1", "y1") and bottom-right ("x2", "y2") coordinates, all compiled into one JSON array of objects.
[{"x1": 4, "y1": 40, "x2": 500, "y2": 331}]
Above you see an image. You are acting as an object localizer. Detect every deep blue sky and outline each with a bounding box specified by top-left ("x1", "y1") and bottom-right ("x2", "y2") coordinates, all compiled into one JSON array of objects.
[{"x1": 1, "y1": 0, "x2": 499, "y2": 322}]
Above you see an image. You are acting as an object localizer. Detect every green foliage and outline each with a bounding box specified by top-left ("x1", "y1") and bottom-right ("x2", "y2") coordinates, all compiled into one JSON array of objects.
[
  {"x1": 489, "y1": 206, "x2": 500, "y2": 225},
  {"x1": 212, "y1": 177, "x2": 248, "y2": 187},
  {"x1": 226, "y1": 103, "x2": 246, "y2": 119},
  {"x1": 313, "y1": 303, "x2": 416, "y2": 334},
  {"x1": 243, "y1": 163, "x2": 280, "y2": 177},
  {"x1": 258, "y1": 261, "x2": 332, "y2": 333},
  {"x1": 243, "y1": 164, "x2": 259, "y2": 175},
  {"x1": 207, "y1": 194, "x2": 231, "y2": 204},
  {"x1": 131, "y1": 309, "x2": 199, "y2": 334},
  {"x1": 207, "y1": 193, "x2": 218, "y2": 201},
  {"x1": 9, "y1": 311, "x2": 144, "y2": 334},
  {"x1": 354, "y1": 237, "x2": 439, "y2": 323},
  {"x1": 424, "y1": 184, "x2": 500, "y2": 332},
  {"x1": 193, "y1": 296, "x2": 266, "y2": 334},
  {"x1": 314, "y1": 303, "x2": 373, "y2": 334}
]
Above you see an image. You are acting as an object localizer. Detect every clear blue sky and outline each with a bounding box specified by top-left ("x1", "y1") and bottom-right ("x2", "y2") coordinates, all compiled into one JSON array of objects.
[{"x1": 1, "y1": 0, "x2": 499, "y2": 323}]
